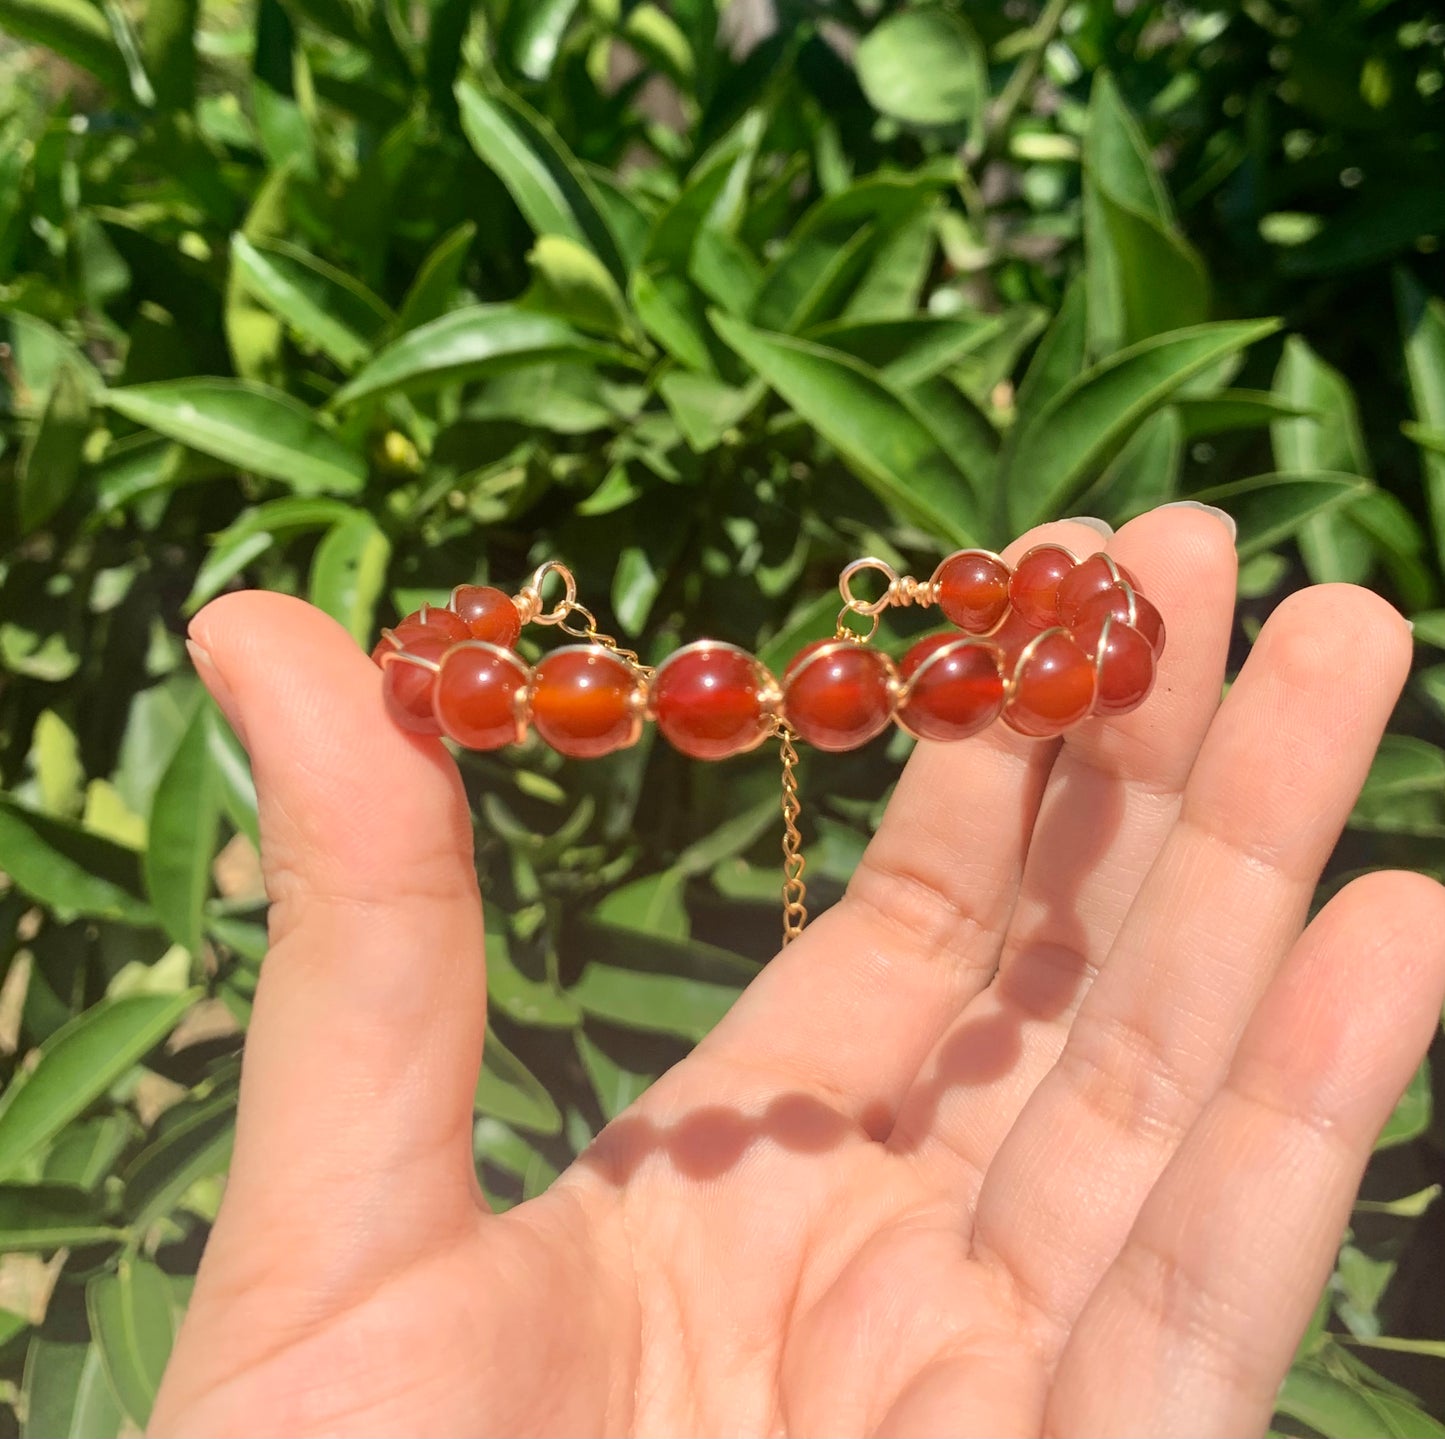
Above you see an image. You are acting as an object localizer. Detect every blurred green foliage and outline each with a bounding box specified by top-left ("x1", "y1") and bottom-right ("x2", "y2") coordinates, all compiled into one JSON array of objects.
[{"x1": 0, "y1": 0, "x2": 1444, "y2": 1432}]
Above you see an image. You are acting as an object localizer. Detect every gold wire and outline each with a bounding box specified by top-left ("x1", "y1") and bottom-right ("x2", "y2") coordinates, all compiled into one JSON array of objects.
[{"x1": 776, "y1": 720, "x2": 808, "y2": 945}]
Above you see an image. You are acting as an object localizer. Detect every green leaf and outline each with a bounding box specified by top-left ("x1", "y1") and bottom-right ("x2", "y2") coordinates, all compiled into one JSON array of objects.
[
  {"x1": 207, "y1": 707, "x2": 259, "y2": 850},
  {"x1": 187, "y1": 496, "x2": 355, "y2": 613},
  {"x1": 855, "y1": 8, "x2": 986, "y2": 134},
  {"x1": 1397, "y1": 270, "x2": 1445, "y2": 569},
  {"x1": 396, "y1": 220, "x2": 476, "y2": 335},
  {"x1": 1006, "y1": 320, "x2": 1281, "y2": 529},
  {"x1": 231, "y1": 235, "x2": 392, "y2": 372},
  {"x1": 105, "y1": 380, "x2": 367, "y2": 496},
  {"x1": 575, "y1": 1028, "x2": 655, "y2": 1121},
  {"x1": 474, "y1": 1030, "x2": 562, "y2": 1134},
  {"x1": 1351, "y1": 735, "x2": 1445, "y2": 837},
  {"x1": 0, "y1": 1186, "x2": 123, "y2": 1249},
  {"x1": 643, "y1": 111, "x2": 763, "y2": 271},
  {"x1": 1077, "y1": 407, "x2": 1183, "y2": 522},
  {"x1": 657, "y1": 371, "x2": 760, "y2": 452},
  {"x1": 806, "y1": 315, "x2": 1004, "y2": 387},
  {"x1": 122, "y1": 1077, "x2": 237, "y2": 1227},
  {"x1": 500, "y1": 0, "x2": 579, "y2": 80},
  {"x1": 1355, "y1": 1184, "x2": 1440, "y2": 1217},
  {"x1": 569, "y1": 921, "x2": 756, "y2": 1042},
  {"x1": 0, "y1": 991, "x2": 198, "y2": 1181},
  {"x1": 20, "y1": 1338, "x2": 126, "y2": 1439},
  {"x1": 144, "y1": 700, "x2": 221, "y2": 956},
  {"x1": 334, "y1": 304, "x2": 638, "y2": 406},
  {"x1": 632, "y1": 269, "x2": 714, "y2": 372},
  {"x1": 87, "y1": 1256, "x2": 177, "y2": 1429},
  {"x1": 486, "y1": 926, "x2": 581, "y2": 1028},
  {"x1": 905, "y1": 375, "x2": 999, "y2": 506},
  {"x1": 1412, "y1": 611, "x2": 1445, "y2": 650},
  {"x1": 142, "y1": 0, "x2": 196, "y2": 108},
  {"x1": 0, "y1": 0, "x2": 130, "y2": 92},
  {"x1": 308, "y1": 511, "x2": 391, "y2": 646},
  {"x1": 1176, "y1": 389, "x2": 1310, "y2": 439},
  {"x1": 1012, "y1": 277, "x2": 1088, "y2": 423},
  {"x1": 1190, "y1": 472, "x2": 1375, "y2": 561},
  {"x1": 1083, "y1": 73, "x2": 1208, "y2": 351},
  {"x1": 0, "y1": 795, "x2": 152, "y2": 925},
  {"x1": 526, "y1": 234, "x2": 635, "y2": 340},
  {"x1": 1279, "y1": 1354, "x2": 1445, "y2": 1438},
  {"x1": 842, "y1": 207, "x2": 937, "y2": 322},
  {"x1": 455, "y1": 78, "x2": 625, "y2": 283},
  {"x1": 712, "y1": 312, "x2": 979, "y2": 546},
  {"x1": 18, "y1": 361, "x2": 89, "y2": 534},
  {"x1": 1271, "y1": 337, "x2": 1375, "y2": 584},
  {"x1": 42, "y1": 1114, "x2": 132, "y2": 1190},
  {"x1": 1376, "y1": 1059, "x2": 1431, "y2": 1150}
]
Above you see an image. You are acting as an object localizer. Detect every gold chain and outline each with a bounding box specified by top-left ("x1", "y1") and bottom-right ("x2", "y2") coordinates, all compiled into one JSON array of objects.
[
  {"x1": 515, "y1": 562, "x2": 652, "y2": 674},
  {"x1": 554, "y1": 603, "x2": 652, "y2": 675},
  {"x1": 777, "y1": 720, "x2": 808, "y2": 945}
]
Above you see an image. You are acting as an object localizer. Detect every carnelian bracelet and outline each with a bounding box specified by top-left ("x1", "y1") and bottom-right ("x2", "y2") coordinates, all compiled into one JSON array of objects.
[{"x1": 372, "y1": 544, "x2": 1166, "y2": 942}]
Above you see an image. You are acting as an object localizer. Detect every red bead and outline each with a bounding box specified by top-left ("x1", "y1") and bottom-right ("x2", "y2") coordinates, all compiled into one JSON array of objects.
[
  {"x1": 530, "y1": 646, "x2": 642, "y2": 759},
  {"x1": 934, "y1": 550, "x2": 1010, "y2": 634},
  {"x1": 451, "y1": 585, "x2": 522, "y2": 648},
  {"x1": 990, "y1": 606, "x2": 1046, "y2": 676},
  {"x1": 897, "y1": 634, "x2": 1004, "y2": 742},
  {"x1": 651, "y1": 641, "x2": 773, "y2": 760},
  {"x1": 1002, "y1": 629, "x2": 1095, "y2": 738},
  {"x1": 1055, "y1": 554, "x2": 1141, "y2": 629},
  {"x1": 1073, "y1": 585, "x2": 1166, "y2": 658},
  {"x1": 403, "y1": 606, "x2": 471, "y2": 641},
  {"x1": 782, "y1": 640, "x2": 895, "y2": 752},
  {"x1": 1087, "y1": 619, "x2": 1157, "y2": 717},
  {"x1": 434, "y1": 642, "x2": 529, "y2": 750},
  {"x1": 1008, "y1": 544, "x2": 1077, "y2": 628},
  {"x1": 380, "y1": 632, "x2": 449, "y2": 735}
]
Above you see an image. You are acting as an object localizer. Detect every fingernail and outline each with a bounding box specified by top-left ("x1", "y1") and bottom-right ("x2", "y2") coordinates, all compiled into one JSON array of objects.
[
  {"x1": 1160, "y1": 500, "x2": 1237, "y2": 542},
  {"x1": 186, "y1": 638, "x2": 248, "y2": 748},
  {"x1": 1061, "y1": 516, "x2": 1114, "y2": 538}
]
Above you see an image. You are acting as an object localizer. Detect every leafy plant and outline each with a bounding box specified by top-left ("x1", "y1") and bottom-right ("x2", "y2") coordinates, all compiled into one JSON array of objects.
[{"x1": 0, "y1": 0, "x2": 1442, "y2": 1433}]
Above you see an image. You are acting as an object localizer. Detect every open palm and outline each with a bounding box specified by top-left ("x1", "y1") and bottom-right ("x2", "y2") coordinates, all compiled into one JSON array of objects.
[{"x1": 152, "y1": 506, "x2": 1445, "y2": 1438}]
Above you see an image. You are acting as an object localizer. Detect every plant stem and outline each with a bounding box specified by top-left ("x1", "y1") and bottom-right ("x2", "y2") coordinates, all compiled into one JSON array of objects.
[{"x1": 973, "y1": 0, "x2": 1073, "y2": 165}]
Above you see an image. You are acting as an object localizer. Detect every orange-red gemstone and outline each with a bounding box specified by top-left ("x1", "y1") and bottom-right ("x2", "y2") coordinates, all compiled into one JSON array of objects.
[
  {"x1": 1055, "y1": 554, "x2": 1141, "y2": 629},
  {"x1": 451, "y1": 585, "x2": 522, "y2": 648},
  {"x1": 371, "y1": 606, "x2": 468, "y2": 666},
  {"x1": 1009, "y1": 544, "x2": 1077, "y2": 628},
  {"x1": 652, "y1": 641, "x2": 772, "y2": 760},
  {"x1": 1087, "y1": 619, "x2": 1157, "y2": 717},
  {"x1": 990, "y1": 605, "x2": 1046, "y2": 677},
  {"x1": 1073, "y1": 585, "x2": 1166, "y2": 658},
  {"x1": 934, "y1": 551, "x2": 1010, "y2": 634},
  {"x1": 530, "y1": 646, "x2": 642, "y2": 759},
  {"x1": 1002, "y1": 629, "x2": 1096, "y2": 738},
  {"x1": 434, "y1": 642, "x2": 529, "y2": 750},
  {"x1": 897, "y1": 634, "x2": 1004, "y2": 742},
  {"x1": 783, "y1": 640, "x2": 895, "y2": 751},
  {"x1": 380, "y1": 631, "x2": 449, "y2": 735}
]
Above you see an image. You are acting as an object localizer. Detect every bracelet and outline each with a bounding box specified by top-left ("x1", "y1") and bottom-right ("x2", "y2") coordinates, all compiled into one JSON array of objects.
[{"x1": 371, "y1": 545, "x2": 1166, "y2": 944}]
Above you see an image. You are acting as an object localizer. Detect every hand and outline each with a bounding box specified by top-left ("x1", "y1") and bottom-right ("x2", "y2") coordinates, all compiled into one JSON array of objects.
[{"x1": 153, "y1": 506, "x2": 1445, "y2": 1438}]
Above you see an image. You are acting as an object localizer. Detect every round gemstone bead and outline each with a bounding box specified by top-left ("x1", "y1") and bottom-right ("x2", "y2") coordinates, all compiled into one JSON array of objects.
[
  {"x1": 897, "y1": 634, "x2": 1005, "y2": 742},
  {"x1": 1002, "y1": 629, "x2": 1096, "y2": 738},
  {"x1": 530, "y1": 646, "x2": 643, "y2": 759},
  {"x1": 782, "y1": 640, "x2": 895, "y2": 752},
  {"x1": 1073, "y1": 584, "x2": 1166, "y2": 658},
  {"x1": 1008, "y1": 544, "x2": 1078, "y2": 628},
  {"x1": 434, "y1": 642, "x2": 530, "y2": 750},
  {"x1": 1055, "y1": 553, "x2": 1141, "y2": 629},
  {"x1": 934, "y1": 550, "x2": 1010, "y2": 634},
  {"x1": 1087, "y1": 619, "x2": 1157, "y2": 717},
  {"x1": 380, "y1": 632, "x2": 449, "y2": 735},
  {"x1": 990, "y1": 605, "x2": 1047, "y2": 677},
  {"x1": 451, "y1": 585, "x2": 522, "y2": 648},
  {"x1": 371, "y1": 607, "x2": 468, "y2": 666},
  {"x1": 651, "y1": 641, "x2": 773, "y2": 760}
]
